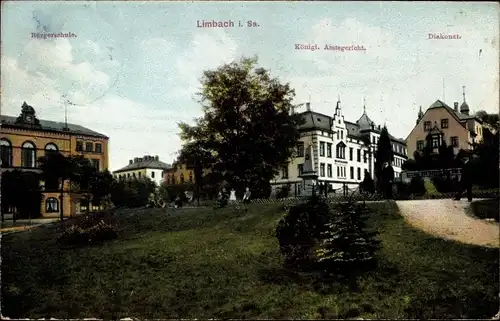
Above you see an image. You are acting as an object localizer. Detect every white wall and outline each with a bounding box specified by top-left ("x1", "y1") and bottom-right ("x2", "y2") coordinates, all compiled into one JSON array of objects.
[{"x1": 145, "y1": 168, "x2": 164, "y2": 186}]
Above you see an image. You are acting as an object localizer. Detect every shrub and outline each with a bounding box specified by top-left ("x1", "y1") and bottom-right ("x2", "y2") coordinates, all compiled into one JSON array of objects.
[
  {"x1": 395, "y1": 181, "x2": 410, "y2": 199},
  {"x1": 408, "y1": 175, "x2": 426, "y2": 196},
  {"x1": 314, "y1": 200, "x2": 380, "y2": 275},
  {"x1": 431, "y1": 176, "x2": 457, "y2": 193},
  {"x1": 276, "y1": 184, "x2": 291, "y2": 199},
  {"x1": 359, "y1": 171, "x2": 375, "y2": 194},
  {"x1": 275, "y1": 194, "x2": 331, "y2": 270},
  {"x1": 58, "y1": 212, "x2": 118, "y2": 247}
]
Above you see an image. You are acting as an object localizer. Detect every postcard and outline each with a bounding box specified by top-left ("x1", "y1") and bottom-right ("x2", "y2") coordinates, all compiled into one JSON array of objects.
[{"x1": 1, "y1": 1, "x2": 499, "y2": 319}]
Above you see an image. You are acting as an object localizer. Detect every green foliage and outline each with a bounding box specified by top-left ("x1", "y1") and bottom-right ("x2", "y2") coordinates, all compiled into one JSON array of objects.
[
  {"x1": 472, "y1": 129, "x2": 499, "y2": 188},
  {"x1": 110, "y1": 178, "x2": 157, "y2": 208},
  {"x1": 431, "y1": 176, "x2": 458, "y2": 193},
  {"x1": 359, "y1": 170, "x2": 375, "y2": 194},
  {"x1": 58, "y1": 212, "x2": 117, "y2": 247},
  {"x1": 275, "y1": 194, "x2": 331, "y2": 270},
  {"x1": 177, "y1": 56, "x2": 303, "y2": 195},
  {"x1": 276, "y1": 184, "x2": 291, "y2": 199},
  {"x1": 1, "y1": 170, "x2": 43, "y2": 219},
  {"x1": 314, "y1": 200, "x2": 380, "y2": 275},
  {"x1": 374, "y1": 126, "x2": 394, "y2": 186},
  {"x1": 408, "y1": 175, "x2": 426, "y2": 195}
]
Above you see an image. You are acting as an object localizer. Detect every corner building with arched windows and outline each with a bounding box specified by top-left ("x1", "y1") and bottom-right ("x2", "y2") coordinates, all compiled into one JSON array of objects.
[{"x1": 0, "y1": 102, "x2": 109, "y2": 217}]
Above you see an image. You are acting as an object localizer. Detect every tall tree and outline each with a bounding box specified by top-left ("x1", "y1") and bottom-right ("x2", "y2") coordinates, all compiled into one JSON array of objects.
[
  {"x1": 178, "y1": 56, "x2": 303, "y2": 195},
  {"x1": 39, "y1": 152, "x2": 77, "y2": 222},
  {"x1": 475, "y1": 110, "x2": 499, "y2": 129},
  {"x1": 374, "y1": 126, "x2": 394, "y2": 185}
]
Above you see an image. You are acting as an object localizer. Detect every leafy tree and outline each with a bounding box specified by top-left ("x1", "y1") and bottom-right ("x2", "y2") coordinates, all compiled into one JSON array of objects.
[
  {"x1": 476, "y1": 110, "x2": 499, "y2": 129},
  {"x1": 472, "y1": 129, "x2": 499, "y2": 188},
  {"x1": 39, "y1": 152, "x2": 78, "y2": 221},
  {"x1": 374, "y1": 126, "x2": 394, "y2": 187},
  {"x1": 110, "y1": 177, "x2": 157, "y2": 208},
  {"x1": 1, "y1": 170, "x2": 42, "y2": 220},
  {"x1": 89, "y1": 170, "x2": 114, "y2": 207},
  {"x1": 437, "y1": 139, "x2": 455, "y2": 169},
  {"x1": 177, "y1": 56, "x2": 303, "y2": 197}
]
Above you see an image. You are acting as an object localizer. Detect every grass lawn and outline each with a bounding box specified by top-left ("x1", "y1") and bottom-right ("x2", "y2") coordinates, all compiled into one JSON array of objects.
[{"x1": 2, "y1": 201, "x2": 498, "y2": 319}]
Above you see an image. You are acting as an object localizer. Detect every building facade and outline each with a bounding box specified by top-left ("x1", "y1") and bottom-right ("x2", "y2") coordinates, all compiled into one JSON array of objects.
[
  {"x1": 0, "y1": 102, "x2": 109, "y2": 217},
  {"x1": 271, "y1": 101, "x2": 408, "y2": 196},
  {"x1": 113, "y1": 155, "x2": 171, "y2": 186},
  {"x1": 406, "y1": 95, "x2": 484, "y2": 159},
  {"x1": 163, "y1": 162, "x2": 211, "y2": 186}
]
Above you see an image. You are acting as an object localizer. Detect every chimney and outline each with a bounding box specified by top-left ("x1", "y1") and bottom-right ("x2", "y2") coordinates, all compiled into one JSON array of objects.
[
  {"x1": 306, "y1": 102, "x2": 311, "y2": 111},
  {"x1": 134, "y1": 157, "x2": 139, "y2": 163},
  {"x1": 155, "y1": 155, "x2": 159, "y2": 161},
  {"x1": 454, "y1": 102, "x2": 458, "y2": 112},
  {"x1": 129, "y1": 160, "x2": 133, "y2": 164}
]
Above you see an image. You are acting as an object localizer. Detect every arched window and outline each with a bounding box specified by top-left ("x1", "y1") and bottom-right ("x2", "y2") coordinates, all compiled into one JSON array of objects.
[
  {"x1": 0, "y1": 139, "x2": 12, "y2": 167},
  {"x1": 21, "y1": 141, "x2": 37, "y2": 168},
  {"x1": 336, "y1": 142, "x2": 346, "y2": 159},
  {"x1": 45, "y1": 143, "x2": 58, "y2": 156},
  {"x1": 46, "y1": 197, "x2": 59, "y2": 213},
  {"x1": 180, "y1": 173, "x2": 185, "y2": 184}
]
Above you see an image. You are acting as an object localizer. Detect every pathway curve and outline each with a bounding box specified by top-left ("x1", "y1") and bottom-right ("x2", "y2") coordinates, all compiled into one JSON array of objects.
[{"x1": 396, "y1": 199, "x2": 499, "y2": 248}]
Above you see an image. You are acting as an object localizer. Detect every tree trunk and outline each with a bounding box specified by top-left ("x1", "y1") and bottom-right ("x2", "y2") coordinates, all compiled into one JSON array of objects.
[{"x1": 59, "y1": 180, "x2": 65, "y2": 222}]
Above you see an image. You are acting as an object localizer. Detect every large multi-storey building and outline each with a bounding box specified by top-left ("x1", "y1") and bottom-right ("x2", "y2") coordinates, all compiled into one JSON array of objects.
[
  {"x1": 0, "y1": 102, "x2": 109, "y2": 217},
  {"x1": 113, "y1": 155, "x2": 171, "y2": 186},
  {"x1": 271, "y1": 100, "x2": 408, "y2": 196},
  {"x1": 406, "y1": 91, "x2": 484, "y2": 159}
]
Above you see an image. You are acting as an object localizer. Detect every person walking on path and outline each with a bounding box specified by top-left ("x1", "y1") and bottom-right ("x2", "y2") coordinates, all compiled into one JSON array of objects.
[
  {"x1": 454, "y1": 155, "x2": 474, "y2": 202},
  {"x1": 381, "y1": 162, "x2": 395, "y2": 199}
]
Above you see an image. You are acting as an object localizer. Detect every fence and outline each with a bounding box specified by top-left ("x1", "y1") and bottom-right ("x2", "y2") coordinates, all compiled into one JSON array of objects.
[{"x1": 401, "y1": 168, "x2": 462, "y2": 182}]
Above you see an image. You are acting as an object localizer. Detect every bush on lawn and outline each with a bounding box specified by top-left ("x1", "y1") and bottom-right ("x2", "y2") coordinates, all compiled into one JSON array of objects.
[
  {"x1": 315, "y1": 199, "x2": 380, "y2": 275},
  {"x1": 276, "y1": 194, "x2": 331, "y2": 270},
  {"x1": 408, "y1": 175, "x2": 426, "y2": 196},
  {"x1": 58, "y1": 212, "x2": 118, "y2": 247},
  {"x1": 431, "y1": 176, "x2": 458, "y2": 193},
  {"x1": 276, "y1": 184, "x2": 292, "y2": 199}
]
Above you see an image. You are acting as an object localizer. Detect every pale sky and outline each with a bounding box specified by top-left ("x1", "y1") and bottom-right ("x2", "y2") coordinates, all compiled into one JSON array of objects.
[{"x1": 1, "y1": 1, "x2": 498, "y2": 171}]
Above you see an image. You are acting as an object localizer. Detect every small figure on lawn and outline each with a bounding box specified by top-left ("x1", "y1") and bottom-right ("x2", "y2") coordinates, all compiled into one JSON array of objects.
[{"x1": 243, "y1": 187, "x2": 251, "y2": 204}]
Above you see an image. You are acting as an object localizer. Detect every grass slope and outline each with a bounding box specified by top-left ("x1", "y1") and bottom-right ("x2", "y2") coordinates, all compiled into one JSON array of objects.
[{"x1": 2, "y1": 202, "x2": 498, "y2": 319}]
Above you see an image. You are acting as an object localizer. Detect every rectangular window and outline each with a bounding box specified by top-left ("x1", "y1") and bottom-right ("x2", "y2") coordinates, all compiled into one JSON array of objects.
[
  {"x1": 85, "y1": 142, "x2": 93, "y2": 152},
  {"x1": 320, "y1": 142, "x2": 325, "y2": 157},
  {"x1": 432, "y1": 136, "x2": 439, "y2": 148},
  {"x1": 298, "y1": 164, "x2": 304, "y2": 176},
  {"x1": 95, "y1": 143, "x2": 102, "y2": 153},
  {"x1": 281, "y1": 166, "x2": 289, "y2": 179},
  {"x1": 152, "y1": 172, "x2": 155, "y2": 178},
  {"x1": 363, "y1": 151, "x2": 367, "y2": 163},
  {"x1": 76, "y1": 141, "x2": 83, "y2": 152},
  {"x1": 451, "y1": 136, "x2": 459, "y2": 147},
  {"x1": 320, "y1": 163, "x2": 325, "y2": 177},
  {"x1": 417, "y1": 140, "x2": 424, "y2": 151},
  {"x1": 349, "y1": 147, "x2": 353, "y2": 161},
  {"x1": 357, "y1": 149, "x2": 361, "y2": 162},
  {"x1": 296, "y1": 142, "x2": 304, "y2": 157},
  {"x1": 350, "y1": 166, "x2": 354, "y2": 179},
  {"x1": 357, "y1": 167, "x2": 361, "y2": 180},
  {"x1": 340, "y1": 131, "x2": 343, "y2": 140},
  {"x1": 372, "y1": 136, "x2": 376, "y2": 144},
  {"x1": 337, "y1": 166, "x2": 340, "y2": 177},
  {"x1": 424, "y1": 121, "x2": 431, "y2": 131},
  {"x1": 327, "y1": 164, "x2": 332, "y2": 177},
  {"x1": 91, "y1": 159, "x2": 100, "y2": 171},
  {"x1": 327, "y1": 143, "x2": 332, "y2": 158}
]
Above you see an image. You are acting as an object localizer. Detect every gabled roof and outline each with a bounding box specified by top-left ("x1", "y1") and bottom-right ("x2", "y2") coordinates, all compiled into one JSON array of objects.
[
  {"x1": 427, "y1": 99, "x2": 480, "y2": 123},
  {"x1": 0, "y1": 115, "x2": 108, "y2": 139}
]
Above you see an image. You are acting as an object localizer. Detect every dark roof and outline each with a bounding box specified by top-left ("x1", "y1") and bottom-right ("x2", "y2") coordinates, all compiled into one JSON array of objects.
[
  {"x1": 0, "y1": 115, "x2": 108, "y2": 139},
  {"x1": 113, "y1": 157, "x2": 172, "y2": 173},
  {"x1": 298, "y1": 111, "x2": 406, "y2": 144},
  {"x1": 427, "y1": 100, "x2": 480, "y2": 123}
]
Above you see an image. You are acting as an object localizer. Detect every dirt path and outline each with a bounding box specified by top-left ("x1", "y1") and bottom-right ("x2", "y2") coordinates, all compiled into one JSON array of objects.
[{"x1": 396, "y1": 199, "x2": 499, "y2": 248}]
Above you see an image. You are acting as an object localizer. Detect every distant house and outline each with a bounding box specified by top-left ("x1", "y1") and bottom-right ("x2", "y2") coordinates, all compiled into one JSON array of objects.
[
  {"x1": 406, "y1": 93, "x2": 485, "y2": 159},
  {"x1": 113, "y1": 155, "x2": 171, "y2": 186},
  {"x1": 163, "y1": 162, "x2": 210, "y2": 186}
]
